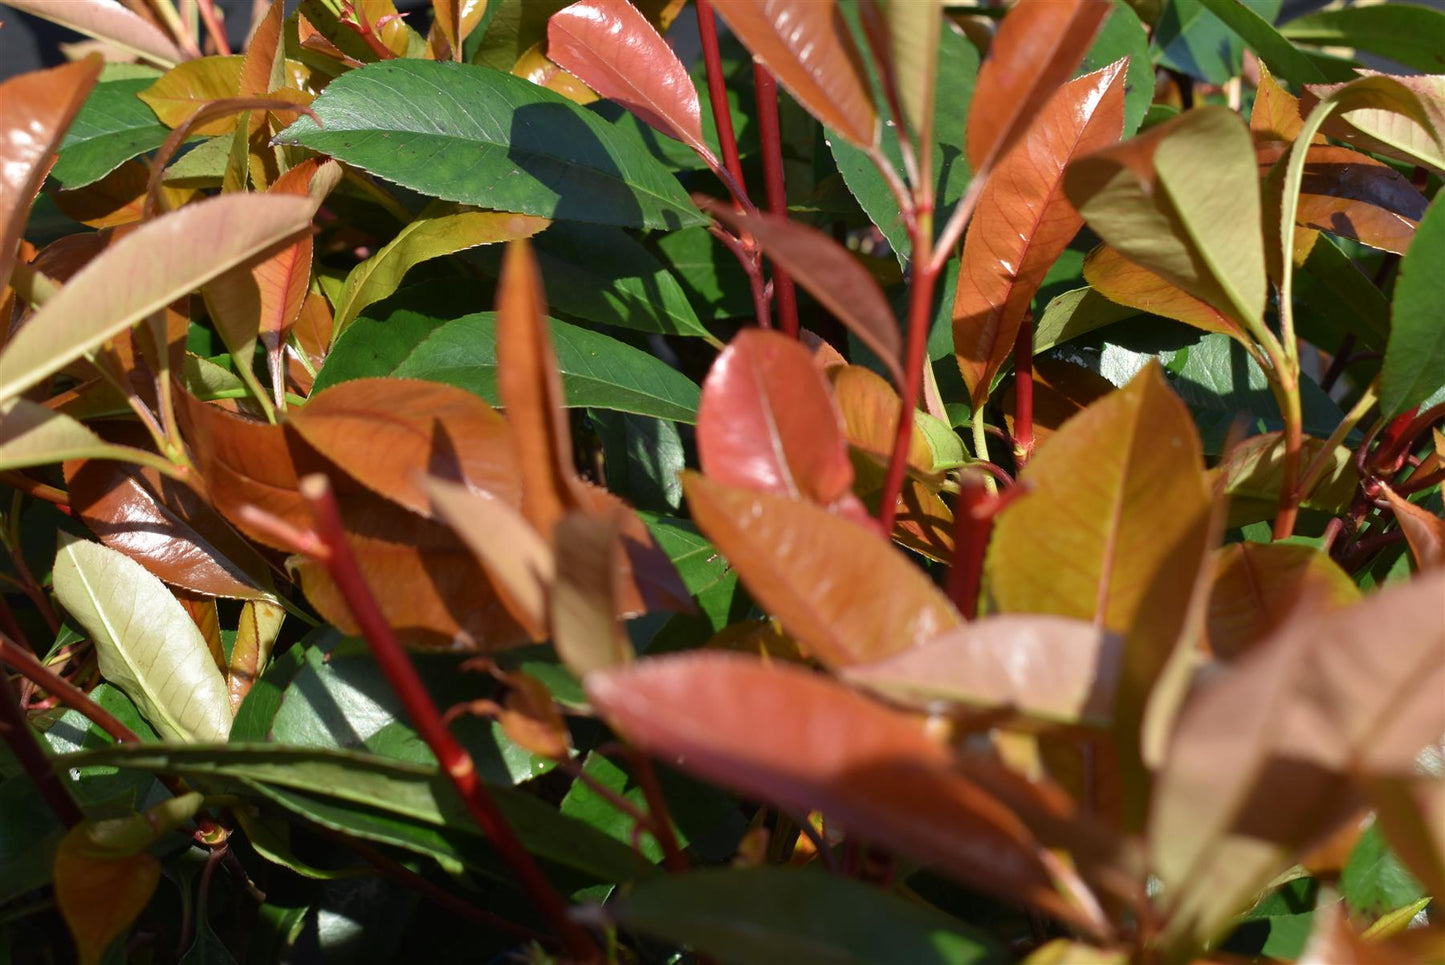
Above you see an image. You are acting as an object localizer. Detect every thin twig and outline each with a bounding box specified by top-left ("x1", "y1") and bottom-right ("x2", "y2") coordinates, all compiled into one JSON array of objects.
[{"x1": 0, "y1": 664, "x2": 82, "y2": 826}]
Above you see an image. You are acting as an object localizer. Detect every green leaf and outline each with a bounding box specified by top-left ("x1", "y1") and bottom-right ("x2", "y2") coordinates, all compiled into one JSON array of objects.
[
  {"x1": 1293, "y1": 234, "x2": 1391, "y2": 353},
  {"x1": 1152, "y1": 0, "x2": 1282, "y2": 86},
  {"x1": 52, "y1": 537, "x2": 232, "y2": 743},
  {"x1": 830, "y1": 22, "x2": 978, "y2": 259},
  {"x1": 274, "y1": 59, "x2": 703, "y2": 231},
  {"x1": 1035, "y1": 287, "x2": 1139, "y2": 356},
  {"x1": 592, "y1": 411, "x2": 685, "y2": 511},
  {"x1": 0, "y1": 399, "x2": 178, "y2": 476},
  {"x1": 1342, "y1": 823, "x2": 1426, "y2": 922},
  {"x1": 1382, "y1": 196, "x2": 1445, "y2": 418},
  {"x1": 652, "y1": 225, "x2": 757, "y2": 320},
  {"x1": 612, "y1": 867, "x2": 1004, "y2": 965},
  {"x1": 0, "y1": 775, "x2": 64, "y2": 903},
  {"x1": 1080, "y1": 0, "x2": 1154, "y2": 138},
  {"x1": 51, "y1": 78, "x2": 172, "y2": 188},
  {"x1": 1193, "y1": 0, "x2": 1325, "y2": 85},
  {"x1": 57, "y1": 743, "x2": 653, "y2": 885},
  {"x1": 1283, "y1": 3, "x2": 1445, "y2": 75},
  {"x1": 315, "y1": 293, "x2": 702, "y2": 423}
]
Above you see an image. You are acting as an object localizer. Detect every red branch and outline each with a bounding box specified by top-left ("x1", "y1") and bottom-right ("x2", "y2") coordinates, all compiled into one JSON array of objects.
[
  {"x1": 695, "y1": 0, "x2": 746, "y2": 194},
  {"x1": 752, "y1": 65, "x2": 799, "y2": 337},
  {"x1": 0, "y1": 660, "x2": 82, "y2": 827},
  {"x1": 1012, "y1": 311, "x2": 1035, "y2": 465},
  {"x1": 944, "y1": 475, "x2": 994, "y2": 619}
]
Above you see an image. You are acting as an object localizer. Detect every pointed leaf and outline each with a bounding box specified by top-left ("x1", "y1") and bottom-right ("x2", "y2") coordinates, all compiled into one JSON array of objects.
[
  {"x1": 332, "y1": 205, "x2": 549, "y2": 333},
  {"x1": 1382, "y1": 195, "x2": 1445, "y2": 418},
  {"x1": 1206, "y1": 542, "x2": 1359, "y2": 660},
  {"x1": 548, "y1": 0, "x2": 711, "y2": 161},
  {"x1": 711, "y1": 0, "x2": 876, "y2": 148},
  {"x1": 139, "y1": 56, "x2": 246, "y2": 135},
  {"x1": 286, "y1": 377, "x2": 521, "y2": 518},
  {"x1": 1082, "y1": 245, "x2": 1243, "y2": 339},
  {"x1": 886, "y1": 0, "x2": 942, "y2": 144},
  {"x1": 1380, "y1": 484, "x2": 1445, "y2": 570},
  {"x1": 0, "y1": 194, "x2": 316, "y2": 404},
  {"x1": 699, "y1": 200, "x2": 901, "y2": 382},
  {"x1": 954, "y1": 62, "x2": 1126, "y2": 406},
  {"x1": 1251, "y1": 62, "x2": 1312, "y2": 144},
  {"x1": 0, "y1": 56, "x2": 103, "y2": 289},
  {"x1": 698, "y1": 329, "x2": 856, "y2": 508},
  {"x1": 275, "y1": 59, "x2": 704, "y2": 229},
  {"x1": 3, "y1": 0, "x2": 185, "y2": 66},
  {"x1": 0, "y1": 400, "x2": 169, "y2": 474},
  {"x1": 432, "y1": 0, "x2": 488, "y2": 58},
  {"x1": 684, "y1": 472, "x2": 961, "y2": 667},
  {"x1": 228, "y1": 600, "x2": 284, "y2": 713},
  {"x1": 53, "y1": 537, "x2": 233, "y2": 742},
  {"x1": 843, "y1": 614, "x2": 1122, "y2": 727},
  {"x1": 1065, "y1": 105, "x2": 1267, "y2": 329},
  {"x1": 966, "y1": 0, "x2": 1111, "y2": 170},
  {"x1": 551, "y1": 509, "x2": 634, "y2": 677},
  {"x1": 587, "y1": 653, "x2": 1073, "y2": 921}
]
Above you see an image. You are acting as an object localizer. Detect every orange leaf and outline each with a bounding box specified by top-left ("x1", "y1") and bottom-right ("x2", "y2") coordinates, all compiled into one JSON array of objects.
[
  {"x1": 954, "y1": 61, "x2": 1126, "y2": 407},
  {"x1": 1082, "y1": 245, "x2": 1244, "y2": 340},
  {"x1": 1206, "y1": 542, "x2": 1359, "y2": 660},
  {"x1": 1250, "y1": 62, "x2": 1319, "y2": 144},
  {"x1": 965, "y1": 0, "x2": 1110, "y2": 171},
  {"x1": 1381, "y1": 482, "x2": 1445, "y2": 569},
  {"x1": 54, "y1": 826, "x2": 161, "y2": 965},
  {"x1": 551, "y1": 508, "x2": 634, "y2": 677},
  {"x1": 710, "y1": 0, "x2": 876, "y2": 148}
]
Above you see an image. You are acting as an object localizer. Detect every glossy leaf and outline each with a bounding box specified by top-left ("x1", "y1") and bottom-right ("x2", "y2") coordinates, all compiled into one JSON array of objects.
[
  {"x1": 316, "y1": 297, "x2": 702, "y2": 424},
  {"x1": 0, "y1": 194, "x2": 316, "y2": 404},
  {"x1": 3, "y1": 0, "x2": 185, "y2": 66},
  {"x1": 1206, "y1": 542, "x2": 1359, "y2": 660},
  {"x1": 548, "y1": 0, "x2": 712, "y2": 162},
  {"x1": 1382, "y1": 196, "x2": 1445, "y2": 418},
  {"x1": 51, "y1": 77, "x2": 172, "y2": 188},
  {"x1": 843, "y1": 614, "x2": 1121, "y2": 727},
  {"x1": 1380, "y1": 484, "x2": 1445, "y2": 570},
  {"x1": 1065, "y1": 106, "x2": 1267, "y2": 330},
  {"x1": 332, "y1": 205, "x2": 549, "y2": 333},
  {"x1": 1083, "y1": 245, "x2": 1242, "y2": 339},
  {"x1": 139, "y1": 56, "x2": 246, "y2": 135},
  {"x1": 1283, "y1": 3, "x2": 1445, "y2": 75},
  {"x1": 953, "y1": 61, "x2": 1126, "y2": 406},
  {"x1": 52, "y1": 537, "x2": 233, "y2": 743},
  {"x1": 433, "y1": 0, "x2": 488, "y2": 58},
  {"x1": 683, "y1": 472, "x2": 961, "y2": 666},
  {"x1": 0, "y1": 56, "x2": 103, "y2": 290},
  {"x1": 1078, "y1": 0, "x2": 1154, "y2": 138},
  {"x1": 613, "y1": 867, "x2": 1002, "y2": 965},
  {"x1": 587, "y1": 653, "x2": 1075, "y2": 922},
  {"x1": 710, "y1": 0, "x2": 876, "y2": 148},
  {"x1": 700, "y1": 200, "x2": 901, "y2": 382},
  {"x1": 966, "y1": 0, "x2": 1111, "y2": 170},
  {"x1": 551, "y1": 510, "x2": 634, "y2": 677},
  {"x1": 287, "y1": 377, "x2": 521, "y2": 518},
  {"x1": 65, "y1": 458, "x2": 277, "y2": 601},
  {"x1": 697, "y1": 329, "x2": 856, "y2": 508},
  {"x1": 275, "y1": 59, "x2": 703, "y2": 230}
]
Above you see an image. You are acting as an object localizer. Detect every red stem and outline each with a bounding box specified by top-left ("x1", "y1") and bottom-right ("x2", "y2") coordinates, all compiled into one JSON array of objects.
[
  {"x1": 297, "y1": 476, "x2": 598, "y2": 962},
  {"x1": 695, "y1": 0, "x2": 747, "y2": 195},
  {"x1": 1, "y1": 636, "x2": 136, "y2": 743},
  {"x1": 0, "y1": 662, "x2": 82, "y2": 827},
  {"x1": 196, "y1": 0, "x2": 232, "y2": 55},
  {"x1": 752, "y1": 65, "x2": 799, "y2": 338},
  {"x1": 877, "y1": 254, "x2": 940, "y2": 533},
  {"x1": 628, "y1": 749, "x2": 688, "y2": 874},
  {"x1": 1012, "y1": 311, "x2": 1035, "y2": 466},
  {"x1": 944, "y1": 476, "x2": 993, "y2": 618}
]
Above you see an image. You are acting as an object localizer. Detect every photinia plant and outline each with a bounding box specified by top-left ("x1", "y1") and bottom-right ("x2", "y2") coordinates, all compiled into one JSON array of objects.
[{"x1": 0, "y1": 0, "x2": 1441, "y2": 962}]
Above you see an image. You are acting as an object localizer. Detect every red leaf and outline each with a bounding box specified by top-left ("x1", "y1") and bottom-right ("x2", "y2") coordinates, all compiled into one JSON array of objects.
[
  {"x1": 954, "y1": 61, "x2": 1126, "y2": 406},
  {"x1": 710, "y1": 0, "x2": 876, "y2": 148},
  {"x1": 548, "y1": 0, "x2": 712, "y2": 163},
  {"x1": 965, "y1": 0, "x2": 1110, "y2": 171},
  {"x1": 1380, "y1": 482, "x2": 1445, "y2": 569},
  {"x1": 698, "y1": 329, "x2": 857, "y2": 509}
]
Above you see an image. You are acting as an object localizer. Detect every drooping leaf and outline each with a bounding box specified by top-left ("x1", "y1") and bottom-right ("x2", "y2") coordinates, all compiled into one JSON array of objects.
[
  {"x1": 966, "y1": 0, "x2": 1111, "y2": 170},
  {"x1": 1381, "y1": 195, "x2": 1445, "y2": 418},
  {"x1": 885, "y1": 0, "x2": 942, "y2": 145},
  {"x1": 587, "y1": 652, "x2": 1077, "y2": 923},
  {"x1": 332, "y1": 205, "x2": 549, "y2": 333},
  {"x1": 64, "y1": 457, "x2": 277, "y2": 601},
  {"x1": 2, "y1": 0, "x2": 185, "y2": 66},
  {"x1": 683, "y1": 472, "x2": 960, "y2": 667},
  {"x1": 1301, "y1": 73, "x2": 1445, "y2": 177},
  {"x1": 1282, "y1": 3, "x2": 1445, "y2": 75},
  {"x1": 1206, "y1": 542, "x2": 1359, "y2": 660},
  {"x1": 0, "y1": 56, "x2": 103, "y2": 289},
  {"x1": 286, "y1": 377, "x2": 521, "y2": 518},
  {"x1": 551, "y1": 509, "x2": 634, "y2": 677},
  {"x1": 139, "y1": 56, "x2": 245, "y2": 135},
  {"x1": 710, "y1": 0, "x2": 876, "y2": 148},
  {"x1": 51, "y1": 77, "x2": 172, "y2": 188},
  {"x1": 52, "y1": 537, "x2": 233, "y2": 742},
  {"x1": 0, "y1": 194, "x2": 316, "y2": 404},
  {"x1": 1065, "y1": 106, "x2": 1267, "y2": 330},
  {"x1": 843, "y1": 614, "x2": 1121, "y2": 727},
  {"x1": 612, "y1": 867, "x2": 1003, "y2": 965},
  {"x1": 1082, "y1": 245, "x2": 1242, "y2": 340},
  {"x1": 697, "y1": 329, "x2": 857, "y2": 509},
  {"x1": 548, "y1": 0, "x2": 712, "y2": 162},
  {"x1": 275, "y1": 59, "x2": 703, "y2": 229},
  {"x1": 1380, "y1": 484, "x2": 1445, "y2": 570},
  {"x1": 699, "y1": 200, "x2": 901, "y2": 382},
  {"x1": 0, "y1": 400, "x2": 167, "y2": 475},
  {"x1": 953, "y1": 61, "x2": 1127, "y2": 406},
  {"x1": 316, "y1": 295, "x2": 702, "y2": 423}
]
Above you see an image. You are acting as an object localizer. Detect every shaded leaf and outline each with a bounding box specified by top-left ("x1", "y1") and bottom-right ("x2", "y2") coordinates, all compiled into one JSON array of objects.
[
  {"x1": 1151, "y1": 0, "x2": 1283, "y2": 87},
  {"x1": 3, "y1": 0, "x2": 185, "y2": 66},
  {"x1": 551, "y1": 509, "x2": 633, "y2": 677},
  {"x1": 885, "y1": 0, "x2": 942, "y2": 145},
  {"x1": 53, "y1": 537, "x2": 233, "y2": 742},
  {"x1": 432, "y1": 0, "x2": 488, "y2": 58},
  {"x1": 684, "y1": 472, "x2": 960, "y2": 667},
  {"x1": 54, "y1": 824, "x2": 161, "y2": 965},
  {"x1": 1222, "y1": 431, "x2": 1357, "y2": 527},
  {"x1": 0, "y1": 194, "x2": 316, "y2": 403},
  {"x1": 0, "y1": 400, "x2": 169, "y2": 475},
  {"x1": 1192, "y1": 0, "x2": 1324, "y2": 86},
  {"x1": 1283, "y1": 3, "x2": 1445, "y2": 75},
  {"x1": 966, "y1": 0, "x2": 1111, "y2": 170},
  {"x1": 954, "y1": 61, "x2": 1127, "y2": 406},
  {"x1": 228, "y1": 600, "x2": 285, "y2": 714},
  {"x1": 711, "y1": 0, "x2": 876, "y2": 148},
  {"x1": 1382, "y1": 195, "x2": 1445, "y2": 418},
  {"x1": 1206, "y1": 542, "x2": 1359, "y2": 660},
  {"x1": 1083, "y1": 245, "x2": 1242, "y2": 339},
  {"x1": 275, "y1": 59, "x2": 703, "y2": 229},
  {"x1": 51, "y1": 157, "x2": 196, "y2": 229}
]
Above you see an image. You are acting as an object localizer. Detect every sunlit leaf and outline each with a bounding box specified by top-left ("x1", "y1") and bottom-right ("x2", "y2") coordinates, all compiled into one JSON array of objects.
[
  {"x1": 432, "y1": 0, "x2": 488, "y2": 60},
  {"x1": 1283, "y1": 3, "x2": 1445, "y2": 75},
  {"x1": 51, "y1": 77, "x2": 171, "y2": 189},
  {"x1": 1082, "y1": 245, "x2": 1242, "y2": 340},
  {"x1": 3, "y1": 0, "x2": 185, "y2": 66},
  {"x1": 954, "y1": 61, "x2": 1126, "y2": 406},
  {"x1": 1382, "y1": 195, "x2": 1445, "y2": 418},
  {"x1": 684, "y1": 472, "x2": 960, "y2": 666},
  {"x1": 1206, "y1": 542, "x2": 1359, "y2": 660},
  {"x1": 1301, "y1": 73, "x2": 1445, "y2": 177},
  {"x1": 139, "y1": 55, "x2": 245, "y2": 135},
  {"x1": 53, "y1": 536, "x2": 233, "y2": 742},
  {"x1": 1221, "y1": 431, "x2": 1357, "y2": 527}
]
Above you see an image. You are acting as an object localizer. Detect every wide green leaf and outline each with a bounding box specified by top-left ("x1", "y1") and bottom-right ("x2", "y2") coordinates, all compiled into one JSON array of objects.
[
  {"x1": 315, "y1": 294, "x2": 701, "y2": 423},
  {"x1": 612, "y1": 867, "x2": 1004, "y2": 965},
  {"x1": 1081, "y1": 1, "x2": 1154, "y2": 138},
  {"x1": 1152, "y1": 0, "x2": 1282, "y2": 86},
  {"x1": 1193, "y1": 0, "x2": 1325, "y2": 85},
  {"x1": 0, "y1": 193, "x2": 316, "y2": 404},
  {"x1": 1283, "y1": 3, "x2": 1445, "y2": 75},
  {"x1": 1382, "y1": 196, "x2": 1445, "y2": 418},
  {"x1": 275, "y1": 59, "x2": 703, "y2": 230},
  {"x1": 52, "y1": 537, "x2": 232, "y2": 743},
  {"x1": 51, "y1": 78, "x2": 172, "y2": 188}
]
